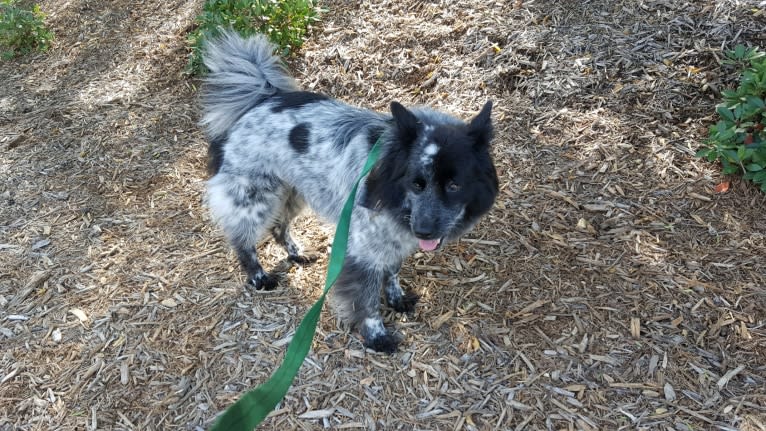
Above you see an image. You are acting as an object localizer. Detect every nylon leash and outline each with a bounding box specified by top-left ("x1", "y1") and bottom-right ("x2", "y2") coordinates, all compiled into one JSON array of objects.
[{"x1": 209, "y1": 140, "x2": 382, "y2": 431}]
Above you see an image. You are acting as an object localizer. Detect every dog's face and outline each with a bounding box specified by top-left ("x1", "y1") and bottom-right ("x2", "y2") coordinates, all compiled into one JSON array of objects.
[{"x1": 363, "y1": 101, "x2": 498, "y2": 251}]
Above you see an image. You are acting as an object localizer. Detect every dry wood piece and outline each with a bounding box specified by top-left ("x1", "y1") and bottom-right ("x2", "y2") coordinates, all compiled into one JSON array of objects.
[{"x1": 717, "y1": 365, "x2": 746, "y2": 390}]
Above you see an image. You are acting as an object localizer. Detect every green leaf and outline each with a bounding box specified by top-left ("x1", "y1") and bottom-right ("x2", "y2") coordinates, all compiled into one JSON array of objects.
[
  {"x1": 737, "y1": 146, "x2": 747, "y2": 161},
  {"x1": 747, "y1": 95, "x2": 766, "y2": 109},
  {"x1": 735, "y1": 44, "x2": 746, "y2": 59},
  {"x1": 718, "y1": 127, "x2": 736, "y2": 142},
  {"x1": 716, "y1": 105, "x2": 735, "y2": 122},
  {"x1": 746, "y1": 163, "x2": 764, "y2": 172},
  {"x1": 734, "y1": 104, "x2": 746, "y2": 120}
]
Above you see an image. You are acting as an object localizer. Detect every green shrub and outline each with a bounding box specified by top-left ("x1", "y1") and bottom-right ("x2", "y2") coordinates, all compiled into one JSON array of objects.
[
  {"x1": 697, "y1": 45, "x2": 766, "y2": 192},
  {"x1": 0, "y1": 0, "x2": 53, "y2": 59},
  {"x1": 187, "y1": 0, "x2": 319, "y2": 75}
]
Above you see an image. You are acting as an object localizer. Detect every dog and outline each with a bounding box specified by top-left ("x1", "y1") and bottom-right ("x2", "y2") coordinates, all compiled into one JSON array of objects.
[{"x1": 201, "y1": 31, "x2": 498, "y2": 353}]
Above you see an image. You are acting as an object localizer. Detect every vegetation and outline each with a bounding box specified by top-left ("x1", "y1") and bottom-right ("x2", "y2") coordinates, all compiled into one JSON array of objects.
[
  {"x1": 187, "y1": 0, "x2": 319, "y2": 75},
  {"x1": 697, "y1": 45, "x2": 766, "y2": 192},
  {"x1": 0, "y1": 0, "x2": 53, "y2": 59}
]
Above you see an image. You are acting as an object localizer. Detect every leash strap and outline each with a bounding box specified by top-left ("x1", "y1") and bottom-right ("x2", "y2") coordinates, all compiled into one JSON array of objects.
[{"x1": 210, "y1": 140, "x2": 382, "y2": 430}]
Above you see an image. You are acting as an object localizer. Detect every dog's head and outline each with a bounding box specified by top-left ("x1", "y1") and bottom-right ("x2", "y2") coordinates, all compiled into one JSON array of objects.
[{"x1": 363, "y1": 101, "x2": 498, "y2": 251}]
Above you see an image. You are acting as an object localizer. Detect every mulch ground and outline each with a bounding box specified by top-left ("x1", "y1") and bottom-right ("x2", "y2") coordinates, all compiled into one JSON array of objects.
[{"x1": 2, "y1": 0, "x2": 766, "y2": 430}]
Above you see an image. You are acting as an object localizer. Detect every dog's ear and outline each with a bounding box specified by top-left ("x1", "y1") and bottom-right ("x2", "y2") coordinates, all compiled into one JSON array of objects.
[
  {"x1": 390, "y1": 101, "x2": 419, "y2": 144},
  {"x1": 468, "y1": 100, "x2": 494, "y2": 149}
]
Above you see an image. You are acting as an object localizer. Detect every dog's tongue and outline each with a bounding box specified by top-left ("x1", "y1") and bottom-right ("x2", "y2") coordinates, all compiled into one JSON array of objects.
[{"x1": 418, "y1": 239, "x2": 440, "y2": 251}]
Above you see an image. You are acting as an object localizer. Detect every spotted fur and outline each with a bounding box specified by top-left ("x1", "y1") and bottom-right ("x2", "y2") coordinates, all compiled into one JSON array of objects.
[{"x1": 201, "y1": 31, "x2": 498, "y2": 352}]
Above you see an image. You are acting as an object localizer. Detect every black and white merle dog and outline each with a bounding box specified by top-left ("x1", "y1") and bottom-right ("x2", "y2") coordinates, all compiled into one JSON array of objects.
[{"x1": 201, "y1": 31, "x2": 498, "y2": 353}]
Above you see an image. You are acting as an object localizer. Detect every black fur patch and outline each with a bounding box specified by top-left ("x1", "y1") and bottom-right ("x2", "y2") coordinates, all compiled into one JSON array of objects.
[
  {"x1": 468, "y1": 100, "x2": 494, "y2": 149},
  {"x1": 430, "y1": 123, "x2": 498, "y2": 230},
  {"x1": 235, "y1": 246, "x2": 278, "y2": 290},
  {"x1": 367, "y1": 126, "x2": 385, "y2": 149},
  {"x1": 289, "y1": 123, "x2": 311, "y2": 154},
  {"x1": 361, "y1": 104, "x2": 421, "y2": 214},
  {"x1": 327, "y1": 116, "x2": 388, "y2": 151},
  {"x1": 360, "y1": 329, "x2": 401, "y2": 354},
  {"x1": 360, "y1": 132, "x2": 413, "y2": 220},
  {"x1": 388, "y1": 292, "x2": 420, "y2": 314},
  {"x1": 271, "y1": 91, "x2": 329, "y2": 113},
  {"x1": 207, "y1": 133, "x2": 227, "y2": 175}
]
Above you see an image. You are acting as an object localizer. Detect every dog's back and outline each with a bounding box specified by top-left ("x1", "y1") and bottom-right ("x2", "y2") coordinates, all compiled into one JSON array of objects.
[{"x1": 201, "y1": 31, "x2": 386, "y2": 219}]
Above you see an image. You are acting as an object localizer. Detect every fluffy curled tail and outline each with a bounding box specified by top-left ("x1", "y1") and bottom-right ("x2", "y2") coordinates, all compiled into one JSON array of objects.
[{"x1": 200, "y1": 30, "x2": 299, "y2": 140}]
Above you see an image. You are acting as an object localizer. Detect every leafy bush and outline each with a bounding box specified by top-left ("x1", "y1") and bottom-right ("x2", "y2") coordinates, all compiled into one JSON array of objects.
[
  {"x1": 187, "y1": 0, "x2": 319, "y2": 75},
  {"x1": 0, "y1": 0, "x2": 53, "y2": 59},
  {"x1": 697, "y1": 45, "x2": 766, "y2": 192}
]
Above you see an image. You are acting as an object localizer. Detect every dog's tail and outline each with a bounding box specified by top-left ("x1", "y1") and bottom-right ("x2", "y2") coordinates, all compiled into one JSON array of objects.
[{"x1": 200, "y1": 30, "x2": 299, "y2": 140}]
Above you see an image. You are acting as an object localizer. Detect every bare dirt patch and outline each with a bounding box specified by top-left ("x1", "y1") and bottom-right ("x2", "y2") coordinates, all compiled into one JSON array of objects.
[{"x1": 1, "y1": 0, "x2": 765, "y2": 430}]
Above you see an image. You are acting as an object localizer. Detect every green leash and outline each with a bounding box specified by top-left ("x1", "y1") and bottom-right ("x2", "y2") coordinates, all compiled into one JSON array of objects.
[{"x1": 210, "y1": 141, "x2": 382, "y2": 431}]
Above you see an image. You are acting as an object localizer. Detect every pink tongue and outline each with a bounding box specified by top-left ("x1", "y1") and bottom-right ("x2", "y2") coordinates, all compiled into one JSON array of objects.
[{"x1": 418, "y1": 239, "x2": 440, "y2": 251}]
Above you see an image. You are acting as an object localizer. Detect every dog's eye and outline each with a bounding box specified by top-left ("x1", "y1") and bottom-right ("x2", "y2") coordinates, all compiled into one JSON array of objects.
[
  {"x1": 412, "y1": 178, "x2": 426, "y2": 192},
  {"x1": 446, "y1": 181, "x2": 461, "y2": 192}
]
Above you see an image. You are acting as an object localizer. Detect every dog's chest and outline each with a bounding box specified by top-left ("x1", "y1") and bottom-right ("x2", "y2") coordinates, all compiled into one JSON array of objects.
[{"x1": 348, "y1": 210, "x2": 417, "y2": 266}]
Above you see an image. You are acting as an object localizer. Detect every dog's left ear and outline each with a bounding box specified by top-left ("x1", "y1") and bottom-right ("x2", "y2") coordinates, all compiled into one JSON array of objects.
[
  {"x1": 468, "y1": 100, "x2": 494, "y2": 149},
  {"x1": 390, "y1": 101, "x2": 419, "y2": 144}
]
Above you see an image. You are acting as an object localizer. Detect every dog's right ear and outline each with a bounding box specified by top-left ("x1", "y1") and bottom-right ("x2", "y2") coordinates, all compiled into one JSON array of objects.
[{"x1": 390, "y1": 101, "x2": 419, "y2": 143}]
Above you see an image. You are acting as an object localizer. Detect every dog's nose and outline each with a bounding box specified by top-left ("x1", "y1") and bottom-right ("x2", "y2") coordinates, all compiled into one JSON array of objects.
[
  {"x1": 412, "y1": 219, "x2": 438, "y2": 239},
  {"x1": 413, "y1": 227, "x2": 434, "y2": 238}
]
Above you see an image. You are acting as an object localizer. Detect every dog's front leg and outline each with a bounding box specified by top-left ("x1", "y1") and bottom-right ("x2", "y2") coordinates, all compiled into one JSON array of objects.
[
  {"x1": 331, "y1": 257, "x2": 400, "y2": 353},
  {"x1": 384, "y1": 265, "x2": 420, "y2": 313}
]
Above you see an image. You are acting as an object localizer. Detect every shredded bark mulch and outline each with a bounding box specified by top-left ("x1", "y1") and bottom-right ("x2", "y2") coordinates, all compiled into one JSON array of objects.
[{"x1": 1, "y1": 0, "x2": 765, "y2": 429}]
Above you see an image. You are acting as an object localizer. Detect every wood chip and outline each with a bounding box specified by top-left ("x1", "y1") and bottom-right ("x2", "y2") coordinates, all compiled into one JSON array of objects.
[
  {"x1": 69, "y1": 308, "x2": 89, "y2": 322},
  {"x1": 298, "y1": 408, "x2": 335, "y2": 419},
  {"x1": 717, "y1": 365, "x2": 746, "y2": 389},
  {"x1": 590, "y1": 354, "x2": 620, "y2": 366},
  {"x1": 431, "y1": 310, "x2": 454, "y2": 330},
  {"x1": 30, "y1": 239, "x2": 51, "y2": 251},
  {"x1": 630, "y1": 317, "x2": 640, "y2": 338},
  {"x1": 161, "y1": 298, "x2": 178, "y2": 308},
  {"x1": 663, "y1": 383, "x2": 676, "y2": 402},
  {"x1": 687, "y1": 192, "x2": 711, "y2": 202}
]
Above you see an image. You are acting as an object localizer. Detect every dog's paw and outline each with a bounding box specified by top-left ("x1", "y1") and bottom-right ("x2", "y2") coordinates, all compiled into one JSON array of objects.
[
  {"x1": 288, "y1": 249, "x2": 321, "y2": 265},
  {"x1": 363, "y1": 332, "x2": 401, "y2": 354},
  {"x1": 248, "y1": 273, "x2": 279, "y2": 291},
  {"x1": 390, "y1": 292, "x2": 420, "y2": 314}
]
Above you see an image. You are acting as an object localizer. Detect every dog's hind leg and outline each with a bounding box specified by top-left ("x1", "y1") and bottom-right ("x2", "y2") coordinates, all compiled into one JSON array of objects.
[
  {"x1": 270, "y1": 188, "x2": 320, "y2": 264},
  {"x1": 331, "y1": 257, "x2": 401, "y2": 353},
  {"x1": 207, "y1": 172, "x2": 285, "y2": 290},
  {"x1": 235, "y1": 243, "x2": 278, "y2": 290},
  {"x1": 384, "y1": 267, "x2": 420, "y2": 313}
]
